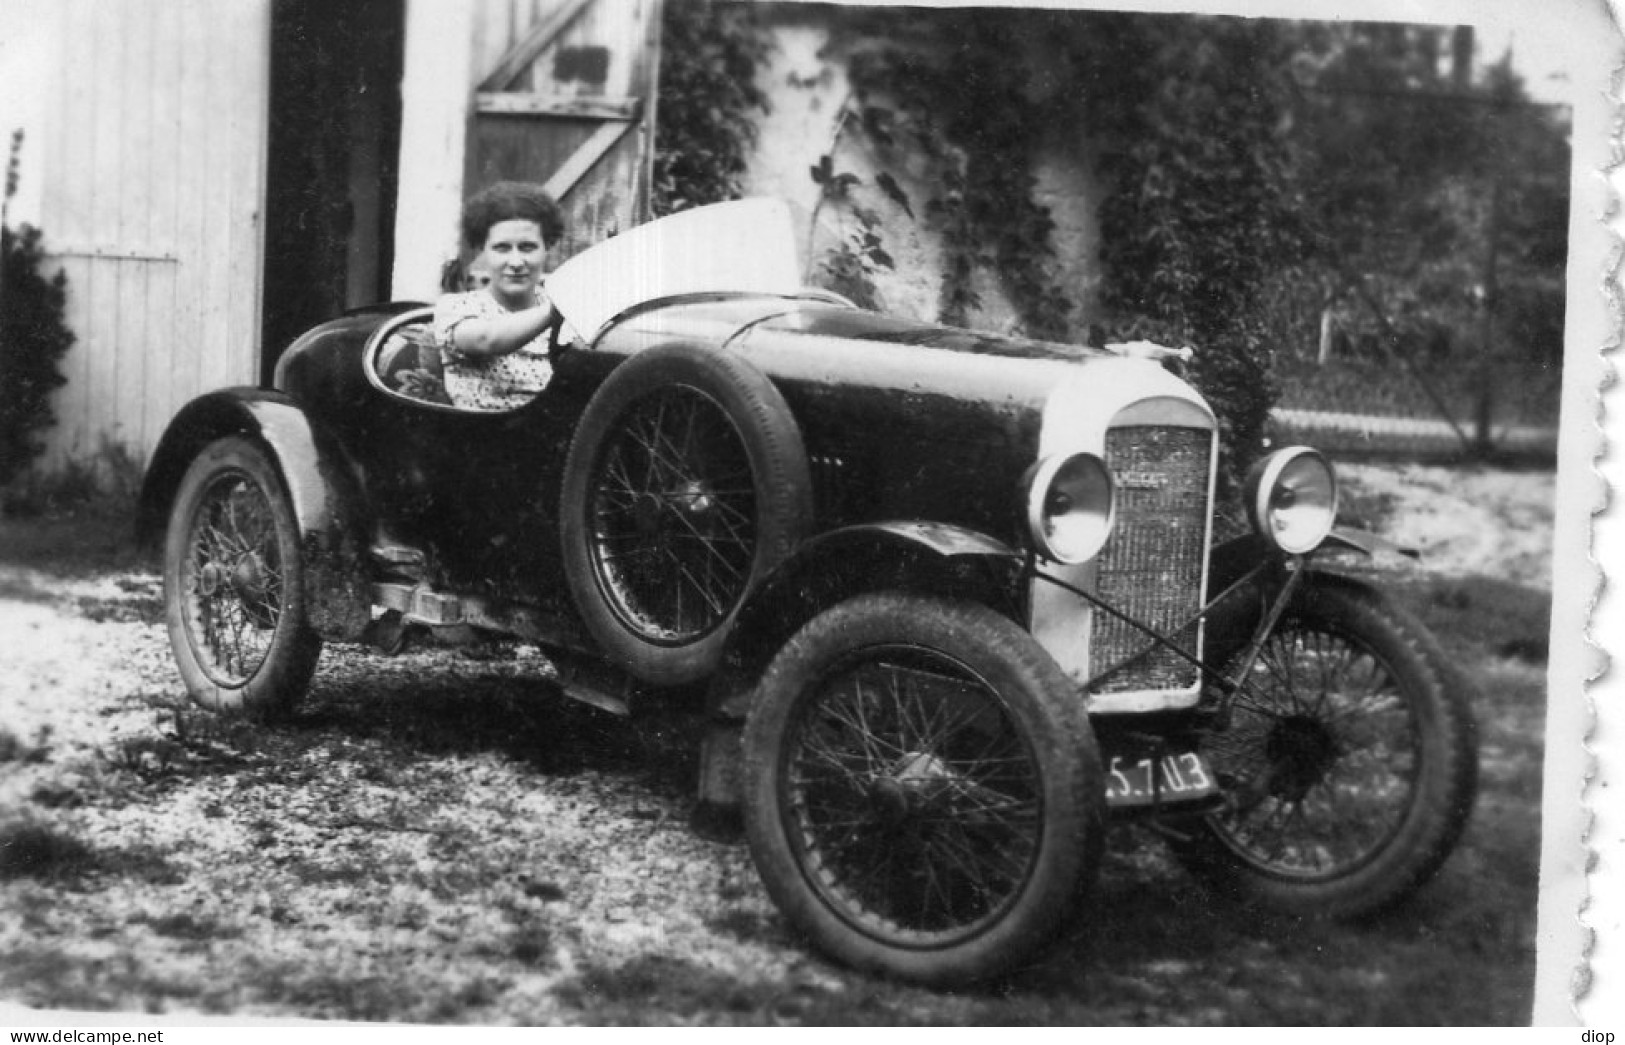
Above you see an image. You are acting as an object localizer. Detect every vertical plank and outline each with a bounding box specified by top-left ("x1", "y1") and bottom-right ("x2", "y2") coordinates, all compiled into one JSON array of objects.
[
  {"x1": 142, "y1": 0, "x2": 182, "y2": 458},
  {"x1": 144, "y1": 0, "x2": 183, "y2": 458},
  {"x1": 114, "y1": 1, "x2": 156, "y2": 464},
  {"x1": 391, "y1": 0, "x2": 477, "y2": 301},
  {"x1": 167, "y1": 0, "x2": 204, "y2": 426},
  {"x1": 198, "y1": 0, "x2": 232, "y2": 394},
  {"x1": 224, "y1": 0, "x2": 269, "y2": 387},
  {"x1": 84, "y1": 0, "x2": 123, "y2": 466},
  {"x1": 54, "y1": 0, "x2": 98, "y2": 468}
]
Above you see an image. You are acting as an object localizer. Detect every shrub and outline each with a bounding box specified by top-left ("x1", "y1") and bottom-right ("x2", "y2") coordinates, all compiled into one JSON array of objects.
[{"x1": 1, "y1": 129, "x2": 75, "y2": 488}]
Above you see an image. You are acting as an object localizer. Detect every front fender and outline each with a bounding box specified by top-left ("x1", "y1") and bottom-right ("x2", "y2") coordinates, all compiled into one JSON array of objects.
[
  {"x1": 1207, "y1": 525, "x2": 1412, "y2": 592},
  {"x1": 1204, "y1": 525, "x2": 1416, "y2": 659},
  {"x1": 709, "y1": 522, "x2": 1022, "y2": 720},
  {"x1": 137, "y1": 389, "x2": 373, "y2": 639}
]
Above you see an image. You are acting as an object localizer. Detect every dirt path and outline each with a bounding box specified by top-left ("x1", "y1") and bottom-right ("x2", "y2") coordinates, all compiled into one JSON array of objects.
[{"x1": 1339, "y1": 462, "x2": 1554, "y2": 590}]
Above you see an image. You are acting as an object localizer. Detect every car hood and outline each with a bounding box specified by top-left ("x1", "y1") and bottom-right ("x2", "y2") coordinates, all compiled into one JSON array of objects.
[{"x1": 560, "y1": 197, "x2": 1209, "y2": 437}]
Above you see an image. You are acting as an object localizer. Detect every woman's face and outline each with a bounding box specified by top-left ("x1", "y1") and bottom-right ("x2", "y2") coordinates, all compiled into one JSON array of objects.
[{"x1": 478, "y1": 219, "x2": 548, "y2": 305}]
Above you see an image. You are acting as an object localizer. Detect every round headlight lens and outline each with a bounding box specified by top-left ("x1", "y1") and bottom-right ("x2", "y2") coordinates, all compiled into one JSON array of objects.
[
  {"x1": 1246, "y1": 447, "x2": 1338, "y2": 555},
  {"x1": 1026, "y1": 452, "x2": 1114, "y2": 564}
]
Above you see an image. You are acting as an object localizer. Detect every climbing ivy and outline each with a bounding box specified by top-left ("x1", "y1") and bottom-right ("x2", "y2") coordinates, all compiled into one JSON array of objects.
[
  {"x1": 651, "y1": 0, "x2": 769, "y2": 216},
  {"x1": 838, "y1": 10, "x2": 1075, "y2": 340}
]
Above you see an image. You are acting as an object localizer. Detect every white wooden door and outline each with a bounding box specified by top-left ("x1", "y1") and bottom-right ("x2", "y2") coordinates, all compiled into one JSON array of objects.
[{"x1": 35, "y1": 0, "x2": 270, "y2": 471}]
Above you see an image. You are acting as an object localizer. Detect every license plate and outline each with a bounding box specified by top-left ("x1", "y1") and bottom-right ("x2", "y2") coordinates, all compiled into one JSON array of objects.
[{"x1": 1105, "y1": 751, "x2": 1219, "y2": 807}]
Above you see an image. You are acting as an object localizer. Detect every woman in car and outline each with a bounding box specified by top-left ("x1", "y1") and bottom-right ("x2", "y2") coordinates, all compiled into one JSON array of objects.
[{"x1": 433, "y1": 181, "x2": 565, "y2": 411}]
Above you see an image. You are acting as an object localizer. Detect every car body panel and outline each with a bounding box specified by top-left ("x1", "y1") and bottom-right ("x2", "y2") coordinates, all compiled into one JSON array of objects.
[{"x1": 212, "y1": 282, "x2": 1223, "y2": 699}]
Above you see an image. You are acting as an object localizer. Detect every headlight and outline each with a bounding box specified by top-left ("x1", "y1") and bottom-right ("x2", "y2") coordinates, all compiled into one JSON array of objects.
[
  {"x1": 1246, "y1": 447, "x2": 1338, "y2": 555},
  {"x1": 1025, "y1": 452, "x2": 1115, "y2": 564}
]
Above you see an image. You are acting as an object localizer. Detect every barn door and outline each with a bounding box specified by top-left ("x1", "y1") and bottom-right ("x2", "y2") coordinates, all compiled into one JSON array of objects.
[{"x1": 465, "y1": 0, "x2": 663, "y2": 261}]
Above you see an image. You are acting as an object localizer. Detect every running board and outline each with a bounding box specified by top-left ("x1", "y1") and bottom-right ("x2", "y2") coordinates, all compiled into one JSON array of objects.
[
  {"x1": 368, "y1": 582, "x2": 632, "y2": 718},
  {"x1": 373, "y1": 581, "x2": 463, "y2": 626}
]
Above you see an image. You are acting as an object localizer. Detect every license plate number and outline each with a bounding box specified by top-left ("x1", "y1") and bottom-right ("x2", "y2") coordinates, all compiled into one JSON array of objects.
[{"x1": 1105, "y1": 751, "x2": 1218, "y2": 807}]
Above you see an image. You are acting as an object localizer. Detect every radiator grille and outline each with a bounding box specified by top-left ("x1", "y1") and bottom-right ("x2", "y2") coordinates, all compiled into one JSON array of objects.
[{"x1": 1090, "y1": 426, "x2": 1211, "y2": 693}]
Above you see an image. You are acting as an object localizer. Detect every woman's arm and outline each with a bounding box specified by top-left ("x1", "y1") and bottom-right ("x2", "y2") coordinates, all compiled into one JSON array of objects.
[{"x1": 445, "y1": 298, "x2": 557, "y2": 358}]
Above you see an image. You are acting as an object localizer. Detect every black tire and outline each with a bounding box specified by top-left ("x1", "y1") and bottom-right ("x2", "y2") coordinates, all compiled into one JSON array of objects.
[
  {"x1": 1173, "y1": 577, "x2": 1478, "y2": 919},
  {"x1": 743, "y1": 592, "x2": 1105, "y2": 985},
  {"x1": 163, "y1": 436, "x2": 322, "y2": 717},
  {"x1": 560, "y1": 343, "x2": 811, "y2": 686}
]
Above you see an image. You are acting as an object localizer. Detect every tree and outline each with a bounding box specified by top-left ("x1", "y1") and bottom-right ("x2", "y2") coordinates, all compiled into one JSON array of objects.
[
  {"x1": 1287, "y1": 24, "x2": 1571, "y2": 450},
  {"x1": 1068, "y1": 14, "x2": 1312, "y2": 486}
]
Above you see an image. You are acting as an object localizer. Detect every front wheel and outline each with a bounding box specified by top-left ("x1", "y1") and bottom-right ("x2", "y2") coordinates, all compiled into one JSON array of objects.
[
  {"x1": 743, "y1": 593, "x2": 1105, "y2": 985},
  {"x1": 1173, "y1": 578, "x2": 1478, "y2": 919},
  {"x1": 163, "y1": 436, "x2": 321, "y2": 717}
]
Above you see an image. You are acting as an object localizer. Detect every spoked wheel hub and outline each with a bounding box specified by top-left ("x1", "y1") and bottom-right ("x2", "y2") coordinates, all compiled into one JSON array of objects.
[
  {"x1": 196, "y1": 552, "x2": 269, "y2": 601},
  {"x1": 869, "y1": 752, "x2": 956, "y2": 825},
  {"x1": 1262, "y1": 715, "x2": 1341, "y2": 802}
]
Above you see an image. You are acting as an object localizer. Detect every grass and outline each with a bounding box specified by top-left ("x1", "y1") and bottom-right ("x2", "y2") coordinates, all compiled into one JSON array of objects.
[
  {"x1": 0, "y1": 508, "x2": 153, "y2": 578},
  {"x1": 0, "y1": 488, "x2": 1550, "y2": 1025}
]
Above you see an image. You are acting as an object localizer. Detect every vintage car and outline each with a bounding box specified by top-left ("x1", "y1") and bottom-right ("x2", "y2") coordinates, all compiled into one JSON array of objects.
[{"x1": 137, "y1": 199, "x2": 1478, "y2": 986}]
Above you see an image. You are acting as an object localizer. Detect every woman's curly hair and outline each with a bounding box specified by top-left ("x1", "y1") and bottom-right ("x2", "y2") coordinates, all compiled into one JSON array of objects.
[{"x1": 460, "y1": 181, "x2": 565, "y2": 251}]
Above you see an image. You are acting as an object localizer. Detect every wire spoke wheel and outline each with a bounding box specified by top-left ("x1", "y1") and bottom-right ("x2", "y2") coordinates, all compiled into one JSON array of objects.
[
  {"x1": 1175, "y1": 579, "x2": 1477, "y2": 918},
  {"x1": 179, "y1": 469, "x2": 286, "y2": 685},
  {"x1": 1204, "y1": 625, "x2": 1418, "y2": 880},
  {"x1": 589, "y1": 384, "x2": 757, "y2": 644},
  {"x1": 784, "y1": 646, "x2": 1043, "y2": 945},
  {"x1": 744, "y1": 593, "x2": 1103, "y2": 985},
  {"x1": 163, "y1": 436, "x2": 320, "y2": 716}
]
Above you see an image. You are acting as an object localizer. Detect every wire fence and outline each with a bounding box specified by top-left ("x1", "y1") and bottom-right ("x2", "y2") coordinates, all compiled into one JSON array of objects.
[{"x1": 1271, "y1": 350, "x2": 1561, "y2": 463}]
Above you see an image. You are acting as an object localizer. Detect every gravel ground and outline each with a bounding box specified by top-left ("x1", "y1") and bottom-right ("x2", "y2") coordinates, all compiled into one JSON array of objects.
[{"x1": 0, "y1": 572, "x2": 826, "y2": 1023}]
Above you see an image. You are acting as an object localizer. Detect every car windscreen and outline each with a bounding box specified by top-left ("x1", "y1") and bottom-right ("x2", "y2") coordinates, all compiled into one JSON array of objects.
[{"x1": 546, "y1": 198, "x2": 803, "y2": 342}]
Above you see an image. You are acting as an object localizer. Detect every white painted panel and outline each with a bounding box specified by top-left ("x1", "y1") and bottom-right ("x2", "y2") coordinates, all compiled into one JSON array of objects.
[
  {"x1": 36, "y1": 0, "x2": 270, "y2": 472},
  {"x1": 391, "y1": 0, "x2": 478, "y2": 302}
]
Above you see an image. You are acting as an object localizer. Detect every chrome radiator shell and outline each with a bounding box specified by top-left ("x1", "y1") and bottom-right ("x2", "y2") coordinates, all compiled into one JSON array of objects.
[{"x1": 1090, "y1": 424, "x2": 1213, "y2": 695}]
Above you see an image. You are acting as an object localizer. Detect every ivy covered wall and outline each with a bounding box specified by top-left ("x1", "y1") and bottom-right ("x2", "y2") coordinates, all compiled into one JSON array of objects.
[{"x1": 728, "y1": 5, "x2": 1107, "y2": 344}]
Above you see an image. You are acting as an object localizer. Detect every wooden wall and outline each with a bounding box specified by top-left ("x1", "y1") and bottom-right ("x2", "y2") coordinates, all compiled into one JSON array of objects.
[{"x1": 36, "y1": 0, "x2": 271, "y2": 473}]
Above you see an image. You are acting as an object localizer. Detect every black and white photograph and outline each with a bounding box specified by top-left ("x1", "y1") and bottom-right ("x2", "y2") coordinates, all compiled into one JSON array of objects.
[{"x1": 0, "y1": 0, "x2": 1614, "y2": 1028}]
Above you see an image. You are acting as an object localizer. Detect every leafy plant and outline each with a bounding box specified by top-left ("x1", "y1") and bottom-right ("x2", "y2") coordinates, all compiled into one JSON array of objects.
[
  {"x1": 806, "y1": 144, "x2": 892, "y2": 310},
  {"x1": 839, "y1": 11, "x2": 1075, "y2": 340},
  {"x1": 1072, "y1": 15, "x2": 1310, "y2": 488},
  {"x1": 652, "y1": 0, "x2": 770, "y2": 215},
  {"x1": 1, "y1": 131, "x2": 75, "y2": 489}
]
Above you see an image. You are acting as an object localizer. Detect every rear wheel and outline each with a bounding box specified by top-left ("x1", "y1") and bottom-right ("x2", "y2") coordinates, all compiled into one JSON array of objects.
[
  {"x1": 743, "y1": 593, "x2": 1104, "y2": 985},
  {"x1": 163, "y1": 436, "x2": 321, "y2": 716},
  {"x1": 1174, "y1": 578, "x2": 1477, "y2": 918}
]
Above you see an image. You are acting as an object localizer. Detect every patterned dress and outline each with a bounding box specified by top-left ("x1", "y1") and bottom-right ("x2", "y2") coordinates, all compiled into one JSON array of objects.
[{"x1": 433, "y1": 286, "x2": 554, "y2": 411}]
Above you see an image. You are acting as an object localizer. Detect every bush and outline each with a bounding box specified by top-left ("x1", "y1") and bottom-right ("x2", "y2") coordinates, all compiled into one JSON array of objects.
[{"x1": 0, "y1": 222, "x2": 74, "y2": 487}]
